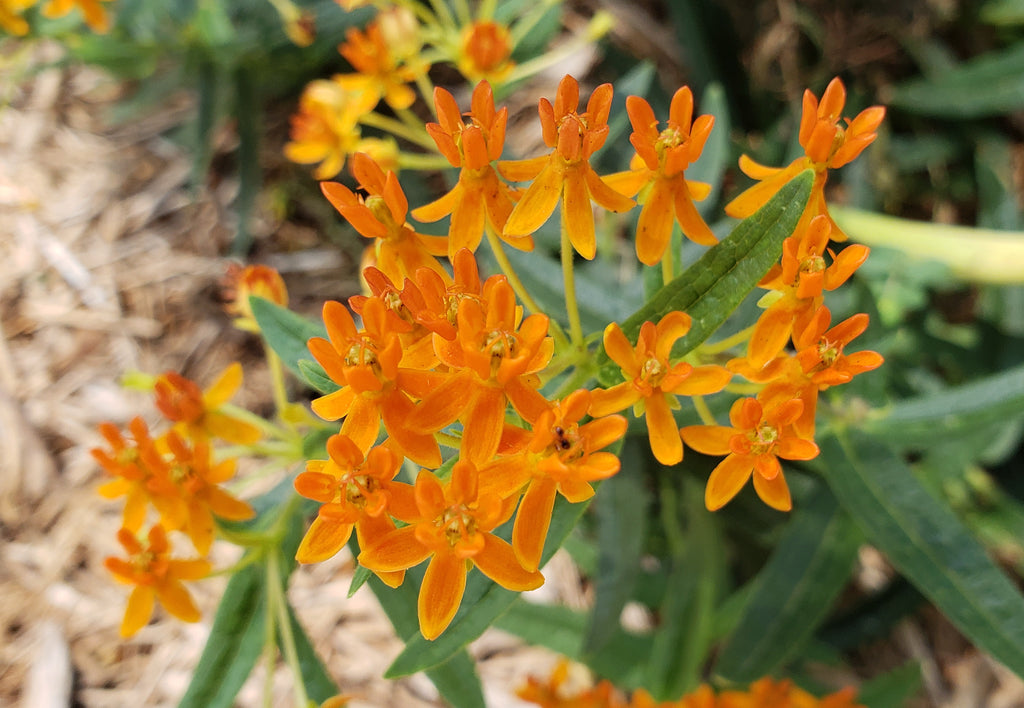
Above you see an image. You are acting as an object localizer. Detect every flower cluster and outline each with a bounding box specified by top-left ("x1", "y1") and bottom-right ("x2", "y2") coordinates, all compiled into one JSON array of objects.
[
  {"x1": 518, "y1": 660, "x2": 863, "y2": 708},
  {"x1": 93, "y1": 363, "x2": 260, "y2": 636},
  {"x1": 0, "y1": 0, "x2": 111, "y2": 34},
  {"x1": 291, "y1": 72, "x2": 884, "y2": 639}
]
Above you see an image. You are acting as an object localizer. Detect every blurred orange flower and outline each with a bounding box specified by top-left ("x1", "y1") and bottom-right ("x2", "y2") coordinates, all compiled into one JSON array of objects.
[{"x1": 153, "y1": 363, "x2": 262, "y2": 445}]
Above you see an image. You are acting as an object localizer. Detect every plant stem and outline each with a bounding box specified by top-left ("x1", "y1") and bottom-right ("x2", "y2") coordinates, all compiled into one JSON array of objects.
[
  {"x1": 359, "y1": 112, "x2": 437, "y2": 151},
  {"x1": 698, "y1": 324, "x2": 755, "y2": 356},
  {"x1": 268, "y1": 550, "x2": 310, "y2": 708},
  {"x1": 691, "y1": 395, "x2": 718, "y2": 426},
  {"x1": 560, "y1": 216, "x2": 584, "y2": 347}
]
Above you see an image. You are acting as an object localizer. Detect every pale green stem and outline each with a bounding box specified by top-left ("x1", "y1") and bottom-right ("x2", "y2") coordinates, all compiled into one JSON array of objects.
[
  {"x1": 358, "y1": 112, "x2": 437, "y2": 150},
  {"x1": 505, "y1": 12, "x2": 614, "y2": 84},
  {"x1": 435, "y1": 431, "x2": 462, "y2": 450},
  {"x1": 560, "y1": 215, "x2": 584, "y2": 347},
  {"x1": 698, "y1": 324, "x2": 756, "y2": 356},
  {"x1": 691, "y1": 395, "x2": 718, "y2": 426},
  {"x1": 218, "y1": 402, "x2": 293, "y2": 442},
  {"x1": 661, "y1": 240, "x2": 675, "y2": 285},
  {"x1": 478, "y1": 0, "x2": 497, "y2": 20},
  {"x1": 452, "y1": 0, "x2": 472, "y2": 25},
  {"x1": 725, "y1": 382, "x2": 764, "y2": 395},
  {"x1": 425, "y1": 0, "x2": 457, "y2": 30},
  {"x1": 414, "y1": 71, "x2": 438, "y2": 114},
  {"x1": 263, "y1": 345, "x2": 290, "y2": 418},
  {"x1": 261, "y1": 573, "x2": 277, "y2": 708},
  {"x1": 393, "y1": 0, "x2": 440, "y2": 27},
  {"x1": 508, "y1": 0, "x2": 562, "y2": 44},
  {"x1": 551, "y1": 361, "x2": 598, "y2": 400},
  {"x1": 268, "y1": 551, "x2": 309, "y2": 708},
  {"x1": 397, "y1": 152, "x2": 452, "y2": 170}
]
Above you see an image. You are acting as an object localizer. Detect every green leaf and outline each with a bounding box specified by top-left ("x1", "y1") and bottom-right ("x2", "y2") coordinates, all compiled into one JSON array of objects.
[
  {"x1": 644, "y1": 478, "x2": 722, "y2": 700},
  {"x1": 889, "y1": 43, "x2": 1024, "y2": 118},
  {"x1": 582, "y1": 441, "x2": 650, "y2": 656},
  {"x1": 857, "y1": 662, "x2": 923, "y2": 708},
  {"x1": 250, "y1": 296, "x2": 327, "y2": 379},
  {"x1": 713, "y1": 485, "x2": 860, "y2": 683},
  {"x1": 348, "y1": 563, "x2": 374, "y2": 598},
  {"x1": 862, "y1": 362, "x2": 1024, "y2": 447},
  {"x1": 596, "y1": 170, "x2": 813, "y2": 385},
  {"x1": 368, "y1": 574, "x2": 486, "y2": 708},
  {"x1": 818, "y1": 429, "x2": 1024, "y2": 677},
  {"x1": 298, "y1": 358, "x2": 340, "y2": 395},
  {"x1": 281, "y1": 604, "x2": 337, "y2": 703},
  {"x1": 177, "y1": 563, "x2": 266, "y2": 708},
  {"x1": 385, "y1": 492, "x2": 593, "y2": 678}
]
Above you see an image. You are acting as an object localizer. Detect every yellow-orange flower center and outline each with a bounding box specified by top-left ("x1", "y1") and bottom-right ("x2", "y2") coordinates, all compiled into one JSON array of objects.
[
  {"x1": 817, "y1": 339, "x2": 840, "y2": 367},
  {"x1": 640, "y1": 358, "x2": 667, "y2": 388},
  {"x1": 800, "y1": 254, "x2": 826, "y2": 275},
  {"x1": 344, "y1": 340, "x2": 378, "y2": 367},
  {"x1": 440, "y1": 507, "x2": 478, "y2": 547},
  {"x1": 748, "y1": 422, "x2": 779, "y2": 456}
]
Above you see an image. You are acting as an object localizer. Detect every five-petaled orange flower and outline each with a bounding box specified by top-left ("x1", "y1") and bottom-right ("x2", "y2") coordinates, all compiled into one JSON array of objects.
[
  {"x1": 335, "y1": 18, "x2": 424, "y2": 110},
  {"x1": 322, "y1": 153, "x2": 449, "y2": 285},
  {"x1": 725, "y1": 77, "x2": 885, "y2": 240},
  {"x1": 483, "y1": 389, "x2": 627, "y2": 572},
  {"x1": 681, "y1": 397, "x2": 819, "y2": 512},
  {"x1": 358, "y1": 460, "x2": 543, "y2": 640},
  {"x1": 501, "y1": 75, "x2": 634, "y2": 259},
  {"x1": 590, "y1": 312, "x2": 732, "y2": 466},
  {"x1": 284, "y1": 79, "x2": 377, "y2": 179},
  {"x1": 223, "y1": 263, "x2": 289, "y2": 334},
  {"x1": 294, "y1": 433, "x2": 416, "y2": 587},
  {"x1": 94, "y1": 416, "x2": 168, "y2": 532},
  {"x1": 153, "y1": 363, "x2": 262, "y2": 445},
  {"x1": 412, "y1": 82, "x2": 529, "y2": 256},
  {"x1": 104, "y1": 524, "x2": 211, "y2": 637},
  {"x1": 608, "y1": 87, "x2": 717, "y2": 265}
]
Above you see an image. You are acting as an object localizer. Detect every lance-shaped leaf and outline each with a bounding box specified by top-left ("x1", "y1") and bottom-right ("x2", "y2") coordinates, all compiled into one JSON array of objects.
[
  {"x1": 250, "y1": 296, "x2": 327, "y2": 378},
  {"x1": 818, "y1": 429, "x2": 1024, "y2": 677},
  {"x1": 713, "y1": 484, "x2": 860, "y2": 682},
  {"x1": 596, "y1": 170, "x2": 812, "y2": 385}
]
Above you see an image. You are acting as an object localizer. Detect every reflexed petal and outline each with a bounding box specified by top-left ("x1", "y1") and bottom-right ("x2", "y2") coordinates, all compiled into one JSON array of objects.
[
  {"x1": 673, "y1": 181, "x2": 717, "y2": 246},
  {"x1": 654, "y1": 311, "x2": 692, "y2": 361},
  {"x1": 120, "y1": 586, "x2": 155, "y2": 637},
  {"x1": 418, "y1": 553, "x2": 466, "y2": 640},
  {"x1": 448, "y1": 185, "x2": 486, "y2": 255},
  {"x1": 513, "y1": 477, "x2": 557, "y2": 572},
  {"x1": 753, "y1": 470, "x2": 792, "y2": 511},
  {"x1": 474, "y1": 534, "x2": 544, "y2": 591},
  {"x1": 203, "y1": 362, "x2": 243, "y2": 408},
  {"x1": 167, "y1": 559, "x2": 212, "y2": 581},
  {"x1": 775, "y1": 437, "x2": 820, "y2": 461},
  {"x1": 669, "y1": 365, "x2": 732, "y2": 396},
  {"x1": 680, "y1": 425, "x2": 735, "y2": 455},
  {"x1": 589, "y1": 382, "x2": 640, "y2": 416},
  {"x1": 340, "y1": 396, "x2": 381, "y2": 453},
  {"x1": 206, "y1": 487, "x2": 255, "y2": 521},
  {"x1": 748, "y1": 305, "x2": 794, "y2": 369},
  {"x1": 461, "y1": 386, "x2": 506, "y2": 466},
  {"x1": 359, "y1": 526, "x2": 431, "y2": 572},
  {"x1": 297, "y1": 515, "x2": 354, "y2": 563},
  {"x1": 204, "y1": 412, "x2": 262, "y2": 445},
  {"x1": 644, "y1": 394, "x2": 683, "y2": 465},
  {"x1": 503, "y1": 161, "x2": 562, "y2": 237},
  {"x1": 411, "y1": 184, "x2": 460, "y2": 222},
  {"x1": 705, "y1": 455, "x2": 754, "y2": 511},
  {"x1": 636, "y1": 179, "x2": 674, "y2": 266},
  {"x1": 562, "y1": 170, "x2": 596, "y2": 259},
  {"x1": 158, "y1": 580, "x2": 202, "y2": 623},
  {"x1": 580, "y1": 414, "x2": 627, "y2": 450},
  {"x1": 584, "y1": 167, "x2": 635, "y2": 213},
  {"x1": 310, "y1": 386, "x2": 356, "y2": 422}
]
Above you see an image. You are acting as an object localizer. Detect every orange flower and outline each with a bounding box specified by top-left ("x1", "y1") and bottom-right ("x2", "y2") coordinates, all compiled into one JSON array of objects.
[
  {"x1": 607, "y1": 88, "x2": 717, "y2": 264},
  {"x1": 718, "y1": 677, "x2": 863, "y2": 708},
  {"x1": 151, "y1": 432, "x2": 255, "y2": 555},
  {"x1": 483, "y1": 389, "x2": 626, "y2": 572},
  {"x1": 322, "y1": 153, "x2": 449, "y2": 284},
  {"x1": 335, "y1": 17, "x2": 424, "y2": 110},
  {"x1": 358, "y1": 461, "x2": 543, "y2": 639},
  {"x1": 456, "y1": 20, "x2": 515, "y2": 83},
  {"x1": 308, "y1": 297, "x2": 456, "y2": 467},
  {"x1": 223, "y1": 263, "x2": 289, "y2": 333},
  {"x1": 94, "y1": 417, "x2": 168, "y2": 532},
  {"x1": 0, "y1": 0, "x2": 35, "y2": 34},
  {"x1": 501, "y1": 75, "x2": 634, "y2": 259},
  {"x1": 42, "y1": 0, "x2": 111, "y2": 32},
  {"x1": 294, "y1": 434, "x2": 416, "y2": 587},
  {"x1": 104, "y1": 524, "x2": 211, "y2": 637},
  {"x1": 423, "y1": 275, "x2": 554, "y2": 465},
  {"x1": 400, "y1": 248, "x2": 485, "y2": 342},
  {"x1": 725, "y1": 77, "x2": 885, "y2": 240},
  {"x1": 284, "y1": 79, "x2": 376, "y2": 179},
  {"x1": 680, "y1": 397, "x2": 819, "y2": 511},
  {"x1": 590, "y1": 312, "x2": 732, "y2": 465},
  {"x1": 746, "y1": 215, "x2": 869, "y2": 368},
  {"x1": 412, "y1": 82, "x2": 528, "y2": 256},
  {"x1": 153, "y1": 363, "x2": 262, "y2": 445}
]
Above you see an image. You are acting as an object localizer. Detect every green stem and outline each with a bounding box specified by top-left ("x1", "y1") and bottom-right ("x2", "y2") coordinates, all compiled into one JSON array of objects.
[
  {"x1": 559, "y1": 216, "x2": 584, "y2": 347},
  {"x1": 359, "y1": 112, "x2": 437, "y2": 150},
  {"x1": 217, "y1": 403, "x2": 296, "y2": 443},
  {"x1": 661, "y1": 238, "x2": 675, "y2": 285},
  {"x1": 550, "y1": 360, "x2": 598, "y2": 400},
  {"x1": 698, "y1": 324, "x2": 755, "y2": 356},
  {"x1": 691, "y1": 395, "x2": 717, "y2": 426},
  {"x1": 425, "y1": 0, "x2": 457, "y2": 30},
  {"x1": 261, "y1": 565, "x2": 277, "y2": 708},
  {"x1": 452, "y1": 0, "x2": 472, "y2": 25},
  {"x1": 397, "y1": 152, "x2": 452, "y2": 170},
  {"x1": 264, "y1": 345, "x2": 290, "y2": 418},
  {"x1": 435, "y1": 430, "x2": 462, "y2": 450},
  {"x1": 268, "y1": 551, "x2": 309, "y2": 708}
]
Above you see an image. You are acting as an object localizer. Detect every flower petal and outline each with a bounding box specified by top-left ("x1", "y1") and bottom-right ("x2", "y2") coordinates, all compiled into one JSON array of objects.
[
  {"x1": 512, "y1": 477, "x2": 557, "y2": 573},
  {"x1": 753, "y1": 470, "x2": 792, "y2": 511},
  {"x1": 474, "y1": 534, "x2": 544, "y2": 591},
  {"x1": 705, "y1": 454, "x2": 754, "y2": 511},
  {"x1": 297, "y1": 515, "x2": 354, "y2": 563},
  {"x1": 418, "y1": 553, "x2": 466, "y2": 640}
]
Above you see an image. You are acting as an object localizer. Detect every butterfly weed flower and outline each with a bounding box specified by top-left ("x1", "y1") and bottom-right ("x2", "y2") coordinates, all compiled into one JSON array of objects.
[
  {"x1": 321, "y1": 153, "x2": 450, "y2": 284},
  {"x1": 94, "y1": 417, "x2": 169, "y2": 532},
  {"x1": 725, "y1": 77, "x2": 885, "y2": 239},
  {"x1": 334, "y1": 12, "x2": 426, "y2": 111},
  {"x1": 590, "y1": 312, "x2": 731, "y2": 466},
  {"x1": 607, "y1": 87, "x2": 717, "y2": 265},
  {"x1": 153, "y1": 362, "x2": 262, "y2": 445},
  {"x1": 681, "y1": 396, "x2": 819, "y2": 512},
  {"x1": 294, "y1": 434, "x2": 416, "y2": 586},
  {"x1": 412, "y1": 81, "x2": 529, "y2": 257},
  {"x1": 358, "y1": 460, "x2": 543, "y2": 640},
  {"x1": 284, "y1": 79, "x2": 378, "y2": 180},
  {"x1": 223, "y1": 263, "x2": 289, "y2": 334},
  {"x1": 104, "y1": 524, "x2": 211, "y2": 637},
  {"x1": 501, "y1": 74, "x2": 634, "y2": 260},
  {"x1": 456, "y1": 20, "x2": 515, "y2": 84}
]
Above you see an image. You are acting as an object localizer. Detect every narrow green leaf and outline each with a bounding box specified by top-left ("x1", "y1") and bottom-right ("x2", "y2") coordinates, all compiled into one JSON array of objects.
[
  {"x1": 857, "y1": 662, "x2": 923, "y2": 708},
  {"x1": 385, "y1": 493, "x2": 592, "y2": 677},
  {"x1": 596, "y1": 170, "x2": 812, "y2": 384},
  {"x1": 583, "y1": 441, "x2": 650, "y2": 655},
  {"x1": 862, "y1": 362, "x2": 1024, "y2": 446},
  {"x1": 644, "y1": 478, "x2": 722, "y2": 700},
  {"x1": 177, "y1": 563, "x2": 266, "y2": 708},
  {"x1": 347, "y1": 563, "x2": 373, "y2": 598},
  {"x1": 818, "y1": 429, "x2": 1024, "y2": 677},
  {"x1": 232, "y1": 67, "x2": 261, "y2": 256},
  {"x1": 281, "y1": 604, "x2": 337, "y2": 703},
  {"x1": 713, "y1": 485, "x2": 860, "y2": 683},
  {"x1": 250, "y1": 296, "x2": 327, "y2": 378},
  {"x1": 298, "y1": 358, "x2": 339, "y2": 394},
  {"x1": 889, "y1": 44, "x2": 1024, "y2": 118},
  {"x1": 368, "y1": 573, "x2": 486, "y2": 708}
]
